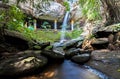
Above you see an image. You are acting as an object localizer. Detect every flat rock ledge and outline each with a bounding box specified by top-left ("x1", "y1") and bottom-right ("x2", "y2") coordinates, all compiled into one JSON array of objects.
[
  {"x1": 86, "y1": 50, "x2": 120, "y2": 79},
  {"x1": 0, "y1": 50, "x2": 48, "y2": 76}
]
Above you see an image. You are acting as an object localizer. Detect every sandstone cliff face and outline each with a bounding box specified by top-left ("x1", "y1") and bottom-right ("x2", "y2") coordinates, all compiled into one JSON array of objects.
[
  {"x1": 32, "y1": 1, "x2": 65, "y2": 21},
  {"x1": 4, "y1": 0, "x2": 83, "y2": 22},
  {"x1": 6, "y1": 0, "x2": 65, "y2": 22}
]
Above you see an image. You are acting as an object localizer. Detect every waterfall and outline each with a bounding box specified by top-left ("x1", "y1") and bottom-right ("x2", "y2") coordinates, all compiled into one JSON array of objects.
[
  {"x1": 60, "y1": 11, "x2": 70, "y2": 43},
  {"x1": 60, "y1": 0, "x2": 77, "y2": 43}
]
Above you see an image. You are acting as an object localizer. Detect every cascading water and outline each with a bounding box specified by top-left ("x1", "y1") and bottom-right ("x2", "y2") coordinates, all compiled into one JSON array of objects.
[
  {"x1": 60, "y1": 11, "x2": 70, "y2": 43},
  {"x1": 60, "y1": 0, "x2": 77, "y2": 43}
]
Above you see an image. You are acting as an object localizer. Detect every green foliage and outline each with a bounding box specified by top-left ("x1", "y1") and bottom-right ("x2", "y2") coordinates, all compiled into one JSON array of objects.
[
  {"x1": 16, "y1": 26, "x2": 35, "y2": 39},
  {"x1": 115, "y1": 24, "x2": 120, "y2": 31},
  {"x1": 0, "y1": 5, "x2": 25, "y2": 30},
  {"x1": 41, "y1": 21, "x2": 51, "y2": 29},
  {"x1": 88, "y1": 34, "x2": 95, "y2": 39},
  {"x1": 7, "y1": 5, "x2": 24, "y2": 30},
  {"x1": 79, "y1": 0, "x2": 101, "y2": 20},
  {"x1": 118, "y1": 69, "x2": 120, "y2": 72},
  {"x1": 66, "y1": 29, "x2": 83, "y2": 39},
  {"x1": 44, "y1": 45, "x2": 53, "y2": 50},
  {"x1": 35, "y1": 30, "x2": 61, "y2": 42},
  {"x1": 2, "y1": 0, "x2": 9, "y2": 3},
  {"x1": 28, "y1": 26, "x2": 34, "y2": 31},
  {"x1": 63, "y1": 1, "x2": 70, "y2": 11},
  {"x1": 0, "y1": 10, "x2": 5, "y2": 27},
  {"x1": 110, "y1": 23, "x2": 120, "y2": 31},
  {"x1": 17, "y1": 26, "x2": 61, "y2": 42},
  {"x1": 16, "y1": 0, "x2": 27, "y2": 5},
  {"x1": 17, "y1": 26, "x2": 83, "y2": 42}
]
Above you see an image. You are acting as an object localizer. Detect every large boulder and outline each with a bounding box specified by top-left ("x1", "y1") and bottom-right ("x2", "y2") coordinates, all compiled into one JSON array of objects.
[
  {"x1": 18, "y1": 1, "x2": 65, "y2": 22},
  {"x1": 65, "y1": 48, "x2": 81, "y2": 58},
  {"x1": 65, "y1": 48, "x2": 92, "y2": 59},
  {"x1": 93, "y1": 23, "x2": 120, "y2": 38},
  {"x1": 86, "y1": 50, "x2": 120, "y2": 79},
  {"x1": 52, "y1": 42, "x2": 65, "y2": 56},
  {"x1": 0, "y1": 29, "x2": 50, "y2": 52},
  {"x1": 3, "y1": 0, "x2": 85, "y2": 22},
  {"x1": 70, "y1": 2, "x2": 82, "y2": 22},
  {"x1": 42, "y1": 50, "x2": 64, "y2": 60},
  {"x1": 108, "y1": 32, "x2": 120, "y2": 50},
  {"x1": 91, "y1": 38, "x2": 109, "y2": 49},
  {"x1": 0, "y1": 50, "x2": 48, "y2": 76},
  {"x1": 62, "y1": 36, "x2": 84, "y2": 49},
  {"x1": 71, "y1": 53, "x2": 91, "y2": 64},
  {"x1": 7, "y1": 0, "x2": 84, "y2": 22},
  {"x1": 32, "y1": 42, "x2": 50, "y2": 50},
  {"x1": 1, "y1": 29, "x2": 30, "y2": 52}
]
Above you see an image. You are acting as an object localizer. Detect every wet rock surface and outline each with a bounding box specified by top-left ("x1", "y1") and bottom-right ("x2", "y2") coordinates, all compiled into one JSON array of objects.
[
  {"x1": 65, "y1": 48, "x2": 81, "y2": 59},
  {"x1": 71, "y1": 53, "x2": 91, "y2": 64},
  {"x1": 18, "y1": 60, "x2": 103, "y2": 79},
  {"x1": 52, "y1": 42, "x2": 65, "y2": 56},
  {"x1": 0, "y1": 28, "x2": 119, "y2": 79},
  {"x1": 0, "y1": 50, "x2": 48, "y2": 76},
  {"x1": 0, "y1": 30, "x2": 50, "y2": 52},
  {"x1": 0, "y1": 37, "x2": 119, "y2": 79},
  {"x1": 3, "y1": 29, "x2": 30, "y2": 51},
  {"x1": 42, "y1": 50, "x2": 64, "y2": 60},
  {"x1": 0, "y1": 1, "x2": 120, "y2": 79},
  {"x1": 62, "y1": 37, "x2": 84, "y2": 49},
  {"x1": 32, "y1": 42, "x2": 50, "y2": 50},
  {"x1": 93, "y1": 23, "x2": 120, "y2": 38},
  {"x1": 86, "y1": 50, "x2": 120, "y2": 79},
  {"x1": 91, "y1": 38, "x2": 109, "y2": 49}
]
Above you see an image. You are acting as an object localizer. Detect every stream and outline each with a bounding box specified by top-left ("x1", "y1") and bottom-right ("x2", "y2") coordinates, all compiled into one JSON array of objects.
[{"x1": 19, "y1": 60, "x2": 109, "y2": 79}]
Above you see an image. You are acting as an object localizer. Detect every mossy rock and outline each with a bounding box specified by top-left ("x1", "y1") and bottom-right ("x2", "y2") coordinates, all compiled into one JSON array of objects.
[
  {"x1": 99, "y1": 23, "x2": 120, "y2": 32},
  {"x1": 0, "y1": 50, "x2": 47, "y2": 76},
  {"x1": 93, "y1": 23, "x2": 120, "y2": 38}
]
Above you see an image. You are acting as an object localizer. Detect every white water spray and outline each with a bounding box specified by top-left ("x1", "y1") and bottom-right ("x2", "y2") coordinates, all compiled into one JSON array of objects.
[
  {"x1": 60, "y1": 0, "x2": 77, "y2": 43},
  {"x1": 60, "y1": 11, "x2": 70, "y2": 43}
]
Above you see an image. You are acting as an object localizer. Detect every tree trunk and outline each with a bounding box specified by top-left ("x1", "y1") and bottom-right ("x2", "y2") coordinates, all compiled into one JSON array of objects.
[{"x1": 100, "y1": 0, "x2": 120, "y2": 26}]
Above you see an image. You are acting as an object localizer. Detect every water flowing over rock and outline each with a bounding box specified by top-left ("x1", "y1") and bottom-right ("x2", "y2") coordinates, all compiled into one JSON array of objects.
[
  {"x1": 52, "y1": 42, "x2": 65, "y2": 56},
  {"x1": 86, "y1": 50, "x2": 120, "y2": 79},
  {"x1": 18, "y1": 1, "x2": 65, "y2": 21}
]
